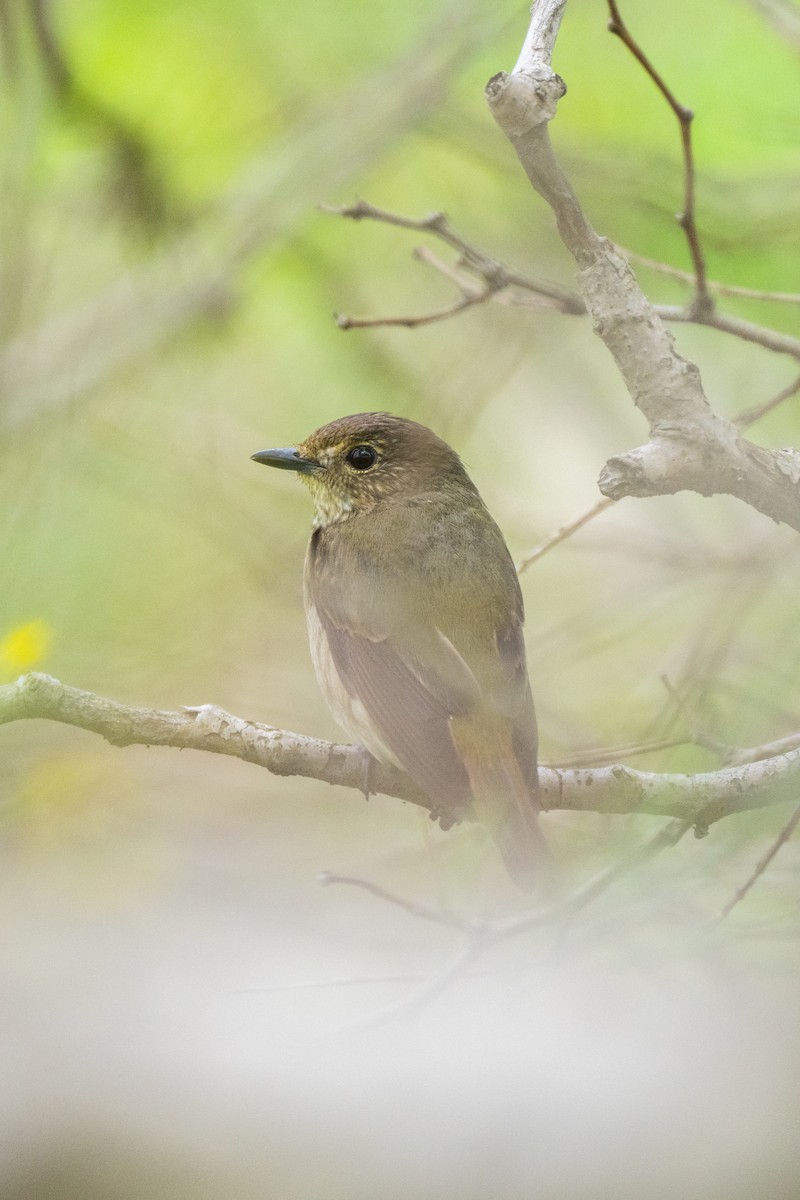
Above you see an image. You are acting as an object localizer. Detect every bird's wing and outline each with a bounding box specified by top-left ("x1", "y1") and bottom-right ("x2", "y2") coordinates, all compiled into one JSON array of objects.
[{"x1": 312, "y1": 595, "x2": 479, "y2": 813}]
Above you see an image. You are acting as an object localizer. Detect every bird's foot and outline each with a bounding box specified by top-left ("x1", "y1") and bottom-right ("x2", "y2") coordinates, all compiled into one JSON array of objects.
[
  {"x1": 431, "y1": 807, "x2": 460, "y2": 832},
  {"x1": 356, "y1": 747, "x2": 378, "y2": 802}
]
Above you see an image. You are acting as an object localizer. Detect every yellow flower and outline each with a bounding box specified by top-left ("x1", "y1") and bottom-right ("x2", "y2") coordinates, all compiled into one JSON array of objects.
[{"x1": 0, "y1": 620, "x2": 53, "y2": 677}]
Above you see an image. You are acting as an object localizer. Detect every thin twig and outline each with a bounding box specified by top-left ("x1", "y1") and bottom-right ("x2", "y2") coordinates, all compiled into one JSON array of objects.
[
  {"x1": 327, "y1": 201, "x2": 800, "y2": 361},
  {"x1": 413, "y1": 244, "x2": 568, "y2": 313},
  {"x1": 548, "y1": 736, "x2": 688, "y2": 769},
  {"x1": 318, "y1": 871, "x2": 479, "y2": 932},
  {"x1": 662, "y1": 305, "x2": 800, "y2": 361},
  {"x1": 536, "y1": 818, "x2": 693, "y2": 930},
  {"x1": 342, "y1": 938, "x2": 486, "y2": 1030},
  {"x1": 726, "y1": 730, "x2": 800, "y2": 767},
  {"x1": 717, "y1": 803, "x2": 800, "y2": 921},
  {"x1": 516, "y1": 497, "x2": 616, "y2": 573},
  {"x1": 334, "y1": 288, "x2": 490, "y2": 330},
  {"x1": 617, "y1": 244, "x2": 800, "y2": 306},
  {"x1": 607, "y1": 2, "x2": 710, "y2": 313},
  {"x1": 734, "y1": 375, "x2": 800, "y2": 429},
  {"x1": 659, "y1": 673, "x2": 732, "y2": 761},
  {"x1": 322, "y1": 200, "x2": 584, "y2": 313},
  {"x1": 345, "y1": 816, "x2": 692, "y2": 1026}
]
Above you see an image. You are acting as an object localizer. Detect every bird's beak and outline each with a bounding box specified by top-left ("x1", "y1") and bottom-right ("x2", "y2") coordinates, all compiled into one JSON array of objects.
[{"x1": 251, "y1": 447, "x2": 318, "y2": 474}]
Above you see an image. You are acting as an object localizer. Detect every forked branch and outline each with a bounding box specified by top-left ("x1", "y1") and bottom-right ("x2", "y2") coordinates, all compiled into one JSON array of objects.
[{"x1": 484, "y1": 0, "x2": 800, "y2": 530}]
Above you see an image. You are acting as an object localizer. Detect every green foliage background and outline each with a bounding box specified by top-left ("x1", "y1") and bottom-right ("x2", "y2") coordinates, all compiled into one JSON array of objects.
[{"x1": 2, "y1": 0, "x2": 800, "y2": 1195}]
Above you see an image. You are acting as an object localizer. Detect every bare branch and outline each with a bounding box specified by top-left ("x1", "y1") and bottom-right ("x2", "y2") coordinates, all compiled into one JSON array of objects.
[
  {"x1": 4, "y1": 673, "x2": 800, "y2": 828},
  {"x1": 734, "y1": 376, "x2": 800, "y2": 430},
  {"x1": 343, "y1": 816, "x2": 692, "y2": 1025},
  {"x1": 607, "y1": 1, "x2": 709, "y2": 311},
  {"x1": 511, "y1": 0, "x2": 567, "y2": 71},
  {"x1": 484, "y1": 4, "x2": 800, "y2": 531},
  {"x1": 618, "y1": 244, "x2": 800, "y2": 306},
  {"x1": 334, "y1": 291, "x2": 490, "y2": 331},
  {"x1": 549, "y1": 737, "x2": 688, "y2": 768},
  {"x1": 659, "y1": 672, "x2": 733, "y2": 761},
  {"x1": 725, "y1": 729, "x2": 800, "y2": 767},
  {"x1": 516, "y1": 497, "x2": 616, "y2": 573},
  {"x1": 662, "y1": 306, "x2": 800, "y2": 361},
  {"x1": 717, "y1": 804, "x2": 800, "y2": 920},
  {"x1": 343, "y1": 938, "x2": 485, "y2": 1029},
  {"x1": 322, "y1": 200, "x2": 584, "y2": 313},
  {"x1": 493, "y1": 817, "x2": 693, "y2": 938},
  {"x1": 319, "y1": 872, "x2": 479, "y2": 931},
  {"x1": 333, "y1": 249, "x2": 495, "y2": 329},
  {"x1": 0, "y1": 673, "x2": 429, "y2": 809},
  {"x1": 327, "y1": 201, "x2": 800, "y2": 362}
]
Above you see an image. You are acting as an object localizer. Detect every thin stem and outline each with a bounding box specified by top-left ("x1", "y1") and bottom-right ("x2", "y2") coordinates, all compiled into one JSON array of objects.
[
  {"x1": 517, "y1": 497, "x2": 616, "y2": 573},
  {"x1": 318, "y1": 871, "x2": 480, "y2": 932},
  {"x1": 334, "y1": 289, "x2": 490, "y2": 331},
  {"x1": 717, "y1": 804, "x2": 800, "y2": 920},
  {"x1": 607, "y1": 2, "x2": 709, "y2": 311},
  {"x1": 734, "y1": 375, "x2": 800, "y2": 429},
  {"x1": 618, "y1": 244, "x2": 800, "y2": 306}
]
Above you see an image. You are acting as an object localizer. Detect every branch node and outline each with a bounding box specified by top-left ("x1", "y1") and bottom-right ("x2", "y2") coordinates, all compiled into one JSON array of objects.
[
  {"x1": 485, "y1": 69, "x2": 566, "y2": 136},
  {"x1": 424, "y1": 210, "x2": 447, "y2": 232}
]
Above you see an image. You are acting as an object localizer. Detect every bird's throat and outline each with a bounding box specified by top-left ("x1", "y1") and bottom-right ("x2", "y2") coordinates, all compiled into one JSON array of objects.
[{"x1": 303, "y1": 477, "x2": 356, "y2": 529}]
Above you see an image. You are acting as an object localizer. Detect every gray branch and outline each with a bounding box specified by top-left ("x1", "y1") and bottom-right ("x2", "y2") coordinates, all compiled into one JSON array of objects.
[
  {"x1": 485, "y1": 0, "x2": 800, "y2": 531},
  {"x1": 3, "y1": 674, "x2": 799, "y2": 828}
]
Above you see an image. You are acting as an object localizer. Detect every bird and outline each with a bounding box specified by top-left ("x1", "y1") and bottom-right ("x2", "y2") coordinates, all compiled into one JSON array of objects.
[{"x1": 252, "y1": 412, "x2": 548, "y2": 889}]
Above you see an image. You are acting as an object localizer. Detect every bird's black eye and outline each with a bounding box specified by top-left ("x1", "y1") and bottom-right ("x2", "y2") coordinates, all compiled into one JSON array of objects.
[{"x1": 346, "y1": 445, "x2": 377, "y2": 471}]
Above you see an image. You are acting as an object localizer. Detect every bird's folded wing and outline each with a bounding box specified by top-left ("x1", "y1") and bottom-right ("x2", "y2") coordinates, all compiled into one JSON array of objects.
[{"x1": 314, "y1": 603, "x2": 478, "y2": 812}]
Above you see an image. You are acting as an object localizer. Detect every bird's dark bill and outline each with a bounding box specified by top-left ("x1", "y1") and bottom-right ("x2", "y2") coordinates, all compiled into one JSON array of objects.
[{"x1": 251, "y1": 448, "x2": 317, "y2": 474}]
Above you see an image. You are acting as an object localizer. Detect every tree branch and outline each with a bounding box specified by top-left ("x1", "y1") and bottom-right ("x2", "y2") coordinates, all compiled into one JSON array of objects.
[
  {"x1": 617, "y1": 243, "x2": 800, "y2": 306},
  {"x1": 322, "y1": 200, "x2": 585, "y2": 314},
  {"x1": 717, "y1": 803, "x2": 800, "y2": 920},
  {"x1": 484, "y1": 0, "x2": 800, "y2": 531},
  {"x1": 516, "y1": 496, "x2": 616, "y2": 572},
  {"x1": 4, "y1": 674, "x2": 800, "y2": 828},
  {"x1": 328, "y1": 816, "x2": 693, "y2": 1026},
  {"x1": 324, "y1": 202, "x2": 800, "y2": 360},
  {"x1": 607, "y1": 0, "x2": 710, "y2": 312}
]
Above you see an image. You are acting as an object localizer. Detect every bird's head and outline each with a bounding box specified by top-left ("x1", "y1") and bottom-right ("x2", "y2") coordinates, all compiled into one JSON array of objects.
[{"x1": 252, "y1": 412, "x2": 474, "y2": 527}]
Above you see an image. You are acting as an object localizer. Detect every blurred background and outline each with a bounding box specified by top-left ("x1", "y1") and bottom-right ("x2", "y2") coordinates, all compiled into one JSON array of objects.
[{"x1": 2, "y1": 0, "x2": 800, "y2": 1195}]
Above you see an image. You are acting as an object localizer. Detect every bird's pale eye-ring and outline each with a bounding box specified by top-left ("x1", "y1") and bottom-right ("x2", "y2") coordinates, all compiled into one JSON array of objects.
[{"x1": 345, "y1": 445, "x2": 378, "y2": 471}]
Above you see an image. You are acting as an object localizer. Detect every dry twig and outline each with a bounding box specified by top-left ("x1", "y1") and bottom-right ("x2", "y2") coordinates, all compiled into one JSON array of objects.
[
  {"x1": 734, "y1": 375, "x2": 800, "y2": 429},
  {"x1": 717, "y1": 804, "x2": 800, "y2": 920},
  {"x1": 618, "y1": 244, "x2": 800, "y2": 306},
  {"x1": 607, "y1": 1, "x2": 710, "y2": 313},
  {"x1": 516, "y1": 497, "x2": 616, "y2": 573},
  {"x1": 335, "y1": 816, "x2": 692, "y2": 1025},
  {"x1": 327, "y1": 203, "x2": 800, "y2": 362},
  {"x1": 483, "y1": 0, "x2": 800, "y2": 529}
]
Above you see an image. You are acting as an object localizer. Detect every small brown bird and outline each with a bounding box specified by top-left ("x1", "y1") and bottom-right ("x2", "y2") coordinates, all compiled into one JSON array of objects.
[{"x1": 252, "y1": 412, "x2": 547, "y2": 888}]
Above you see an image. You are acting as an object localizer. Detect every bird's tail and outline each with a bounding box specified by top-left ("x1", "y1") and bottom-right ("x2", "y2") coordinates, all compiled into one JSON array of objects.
[{"x1": 463, "y1": 747, "x2": 552, "y2": 893}]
